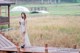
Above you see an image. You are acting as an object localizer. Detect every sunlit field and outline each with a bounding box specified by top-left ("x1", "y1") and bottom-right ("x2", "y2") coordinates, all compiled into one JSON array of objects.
[{"x1": 5, "y1": 15, "x2": 80, "y2": 48}]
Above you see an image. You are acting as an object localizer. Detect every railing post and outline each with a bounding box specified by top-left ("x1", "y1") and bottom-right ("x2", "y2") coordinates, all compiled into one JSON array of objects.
[
  {"x1": 0, "y1": 6, "x2": 1, "y2": 16},
  {"x1": 16, "y1": 43, "x2": 21, "y2": 53},
  {"x1": 73, "y1": 44, "x2": 77, "y2": 49},
  {"x1": 45, "y1": 44, "x2": 48, "y2": 53}
]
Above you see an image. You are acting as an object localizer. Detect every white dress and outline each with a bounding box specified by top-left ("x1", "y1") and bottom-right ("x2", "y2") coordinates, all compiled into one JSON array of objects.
[
  {"x1": 20, "y1": 18, "x2": 31, "y2": 47},
  {"x1": 20, "y1": 18, "x2": 25, "y2": 33}
]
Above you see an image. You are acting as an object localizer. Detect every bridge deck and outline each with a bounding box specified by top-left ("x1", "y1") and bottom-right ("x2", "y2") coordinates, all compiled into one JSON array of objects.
[
  {"x1": 0, "y1": 33, "x2": 80, "y2": 53},
  {"x1": 0, "y1": 34, "x2": 16, "y2": 49},
  {"x1": 0, "y1": 46, "x2": 79, "y2": 53},
  {"x1": 20, "y1": 47, "x2": 79, "y2": 53}
]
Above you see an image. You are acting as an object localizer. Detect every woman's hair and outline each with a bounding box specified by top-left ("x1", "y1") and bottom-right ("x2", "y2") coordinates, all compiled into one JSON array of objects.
[{"x1": 21, "y1": 12, "x2": 26, "y2": 20}]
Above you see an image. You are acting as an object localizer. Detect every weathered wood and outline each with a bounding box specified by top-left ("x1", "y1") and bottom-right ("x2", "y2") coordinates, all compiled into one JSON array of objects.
[
  {"x1": 0, "y1": 6, "x2": 1, "y2": 16},
  {"x1": 29, "y1": 7, "x2": 47, "y2": 11},
  {"x1": 8, "y1": 5, "x2": 10, "y2": 28},
  {"x1": 0, "y1": 1, "x2": 15, "y2": 27},
  {"x1": 0, "y1": 51, "x2": 8, "y2": 53},
  {"x1": 17, "y1": 46, "x2": 20, "y2": 53},
  {"x1": 0, "y1": 34, "x2": 16, "y2": 48},
  {"x1": 0, "y1": 1, "x2": 15, "y2": 5},
  {"x1": 0, "y1": 17, "x2": 9, "y2": 24},
  {"x1": 73, "y1": 44, "x2": 77, "y2": 49},
  {"x1": 45, "y1": 44, "x2": 48, "y2": 53},
  {"x1": 0, "y1": 32, "x2": 16, "y2": 47},
  {"x1": 0, "y1": 32, "x2": 80, "y2": 53}
]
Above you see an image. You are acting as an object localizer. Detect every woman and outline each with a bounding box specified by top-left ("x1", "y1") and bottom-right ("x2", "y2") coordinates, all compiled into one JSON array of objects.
[{"x1": 19, "y1": 12, "x2": 31, "y2": 48}]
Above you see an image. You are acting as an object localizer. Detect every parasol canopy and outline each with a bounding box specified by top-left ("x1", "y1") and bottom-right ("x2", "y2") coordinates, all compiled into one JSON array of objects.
[{"x1": 11, "y1": 6, "x2": 30, "y2": 13}]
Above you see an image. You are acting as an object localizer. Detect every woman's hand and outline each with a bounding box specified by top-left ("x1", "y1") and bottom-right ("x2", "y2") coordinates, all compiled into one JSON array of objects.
[
  {"x1": 19, "y1": 22, "x2": 21, "y2": 25},
  {"x1": 23, "y1": 31, "x2": 26, "y2": 35}
]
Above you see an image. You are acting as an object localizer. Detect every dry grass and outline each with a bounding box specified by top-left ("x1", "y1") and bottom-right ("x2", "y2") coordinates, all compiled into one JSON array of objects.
[{"x1": 5, "y1": 15, "x2": 80, "y2": 48}]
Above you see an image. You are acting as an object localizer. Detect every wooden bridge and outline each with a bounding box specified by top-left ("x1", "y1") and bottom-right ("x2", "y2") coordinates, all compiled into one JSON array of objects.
[
  {"x1": 0, "y1": 32, "x2": 80, "y2": 53},
  {"x1": 29, "y1": 7, "x2": 47, "y2": 11}
]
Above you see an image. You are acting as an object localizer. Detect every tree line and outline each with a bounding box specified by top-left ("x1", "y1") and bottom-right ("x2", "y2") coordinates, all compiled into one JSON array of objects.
[{"x1": 56, "y1": 0, "x2": 80, "y2": 3}]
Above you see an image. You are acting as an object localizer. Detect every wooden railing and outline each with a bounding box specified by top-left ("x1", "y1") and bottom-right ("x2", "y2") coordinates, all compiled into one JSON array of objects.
[
  {"x1": 0, "y1": 32, "x2": 79, "y2": 53},
  {"x1": 0, "y1": 16, "x2": 9, "y2": 25},
  {"x1": 29, "y1": 7, "x2": 47, "y2": 11}
]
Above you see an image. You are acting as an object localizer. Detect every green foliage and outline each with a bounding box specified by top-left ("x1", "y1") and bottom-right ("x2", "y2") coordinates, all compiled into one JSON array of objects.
[
  {"x1": 0, "y1": 25, "x2": 8, "y2": 29},
  {"x1": 76, "y1": 0, "x2": 80, "y2": 3}
]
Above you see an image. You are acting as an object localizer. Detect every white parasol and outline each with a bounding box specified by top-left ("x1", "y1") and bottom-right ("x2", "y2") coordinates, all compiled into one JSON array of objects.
[{"x1": 11, "y1": 6, "x2": 30, "y2": 13}]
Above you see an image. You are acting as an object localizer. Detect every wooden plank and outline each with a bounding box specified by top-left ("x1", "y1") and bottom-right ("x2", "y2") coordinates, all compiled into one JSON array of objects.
[
  {"x1": 0, "y1": 35, "x2": 12, "y2": 46},
  {"x1": 0, "y1": 32, "x2": 80, "y2": 53},
  {"x1": 0, "y1": 33, "x2": 17, "y2": 52},
  {"x1": 45, "y1": 44, "x2": 48, "y2": 53},
  {"x1": 0, "y1": 47, "x2": 17, "y2": 52},
  {"x1": 0, "y1": 17, "x2": 9, "y2": 25},
  {"x1": 0, "y1": 34, "x2": 16, "y2": 49},
  {"x1": 20, "y1": 47, "x2": 80, "y2": 53},
  {"x1": 0, "y1": 51, "x2": 7, "y2": 53},
  {"x1": 0, "y1": 22, "x2": 9, "y2": 25},
  {"x1": 0, "y1": 45, "x2": 79, "y2": 53},
  {"x1": 0, "y1": 37, "x2": 8, "y2": 47}
]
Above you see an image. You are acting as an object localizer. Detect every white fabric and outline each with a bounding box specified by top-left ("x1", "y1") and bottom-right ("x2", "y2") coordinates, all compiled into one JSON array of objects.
[
  {"x1": 20, "y1": 18, "x2": 25, "y2": 33},
  {"x1": 19, "y1": 18, "x2": 31, "y2": 47},
  {"x1": 25, "y1": 33, "x2": 31, "y2": 47}
]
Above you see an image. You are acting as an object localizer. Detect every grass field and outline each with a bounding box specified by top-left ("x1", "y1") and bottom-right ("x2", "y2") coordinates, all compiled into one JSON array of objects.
[
  {"x1": 10, "y1": 3, "x2": 80, "y2": 16},
  {"x1": 4, "y1": 15, "x2": 80, "y2": 48},
  {"x1": 1, "y1": 3, "x2": 80, "y2": 48}
]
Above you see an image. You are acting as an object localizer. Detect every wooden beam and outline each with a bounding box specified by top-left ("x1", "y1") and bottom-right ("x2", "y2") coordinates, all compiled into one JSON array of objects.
[
  {"x1": 8, "y1": 5, "x2": 10, "y2": 28},
  {"x1": 0, "y1": 6, "x2": 1, "y2": 16},
  {"x1": 45, "y1": 44, "x2": 48, "y2": 53},
  {"x1": 73, "y1": 44, "x2": 77, "y2": 49},
  {"x1": 16, "y1": 43, "x2": 21, "y2": 53}
]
